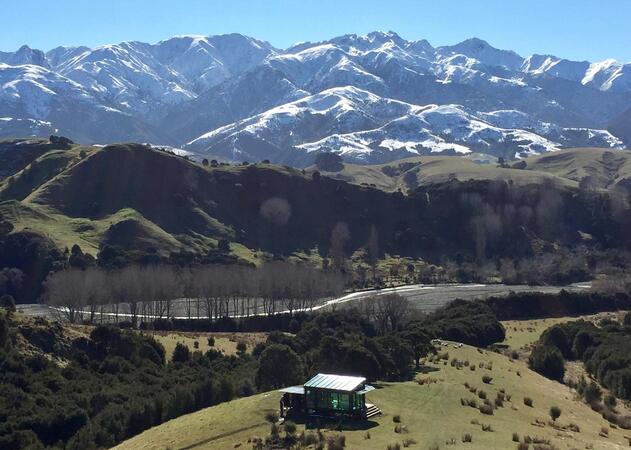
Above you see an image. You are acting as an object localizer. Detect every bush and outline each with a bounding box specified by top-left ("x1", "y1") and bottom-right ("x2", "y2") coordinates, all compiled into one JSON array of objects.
[
  {"x1": 479, "y1": 404, "x2": 494, "y2": 415},
  {"x1": 0, "y1": 294, "x2": 16, "y2": 312},
  {"x1": 549, "y1": 406, "x2": 561, "y2": 421},
  {"x1": 512, "y1": 432, "x2": 520, "y2": 442},
  {"x1": 605, "y1": 393, "x2": 617, "y2": 408},
  {"x1": 172, "y1": 342, "x2": 191, "y2": 363},
  {"x1": 265, "y1": 412, "x2": 279, "y2": 423},
  {"x1": 207, "y1": 336, "x2": 215, "y2": 347},
  {"x1": 482, "y1": 375, "x2": 493, "y2": 384},
  {"x1": 387, "y1": 443, "x2": 401, "y2": 450},
  {"x1": 393, "y1": 415, "x2": 402, "y2": 423},
  {"x1": 583, "y1": 381, "x2": 602, "y2": 404},
  {"x1": 478, "y1": 390, "x2": 487, "y2": 400},
  {"x1": 326, "y1": 434, "x2": 345, "y2": 449},
  {"x1": 462, "y1": 433, "x2": 472, "y2": 442},
  {"x1": 284, "y1": 421, "x2": 297, "y2": 435},
  {"x1": 528, "y1": 345, "x2": 565, "y2": 381},
  {"x1": 524, "y1": 397, "x2": 534, "y2": 407}
]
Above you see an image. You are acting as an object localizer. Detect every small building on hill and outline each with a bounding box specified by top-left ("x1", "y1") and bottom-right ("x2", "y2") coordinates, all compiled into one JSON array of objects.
[{"x1": 279, "y1": 373, "x2": 380, "y2": 420}]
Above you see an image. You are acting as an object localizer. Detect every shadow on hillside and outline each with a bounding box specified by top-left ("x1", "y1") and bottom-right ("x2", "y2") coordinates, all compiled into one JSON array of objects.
[
  {"x1": 290, "y1": 415, "x2": 379, "y2": 431},
  {"x1": 416, "y1": 364, "x2": 440, "y2": 374}
]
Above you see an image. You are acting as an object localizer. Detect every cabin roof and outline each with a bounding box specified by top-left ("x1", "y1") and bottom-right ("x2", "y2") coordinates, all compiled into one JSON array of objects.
[
  {"x1": 278, "y1": 385, "x2": 305, "y2": 395},
  {"x1": 304, "y1": 373, "x2": 366, "y2": 392}
]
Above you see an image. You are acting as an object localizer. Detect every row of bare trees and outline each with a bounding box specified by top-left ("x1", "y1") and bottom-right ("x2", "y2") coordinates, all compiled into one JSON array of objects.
[{"x1": 44, "y1": 262, "x2": 345, "y2": 325}]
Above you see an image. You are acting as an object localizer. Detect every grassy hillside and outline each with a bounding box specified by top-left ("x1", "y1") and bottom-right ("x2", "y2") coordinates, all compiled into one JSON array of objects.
[
  {"x1": 521, "y1": 147, "x2": 631, "y2": 190},
  {"x1": 313, "y1": 155, "x2": 574, "y2": 192},
  {"x1": 2, "y1": 141, "x2": 631, "y2": 295},
  {"x1": 115, "y1": 343, "x2": 628, "y2": 450}
]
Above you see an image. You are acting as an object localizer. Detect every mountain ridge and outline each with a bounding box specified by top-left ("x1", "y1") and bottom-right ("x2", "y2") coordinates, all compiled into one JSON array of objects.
[{"x1": 1, "y1": 31, "x2": 630, "y2": 164}]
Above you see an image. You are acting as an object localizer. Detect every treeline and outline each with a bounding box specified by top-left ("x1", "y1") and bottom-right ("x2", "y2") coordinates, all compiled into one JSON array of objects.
[
  {"x1": 486, "y1": 290, "x2": 631, "y2": 320},
  {"x1": 255, "y1": 297, "x2": 505, "y2": 389},
  {"x1": 530, "y1": 317, "x2": 631, "y2": 401},
  {"x1": 43, "y1": 262, "x2": 345, "y2": 326},
  {"x1": 0, "y1": 313, "x2": 255, "y2": 450}
]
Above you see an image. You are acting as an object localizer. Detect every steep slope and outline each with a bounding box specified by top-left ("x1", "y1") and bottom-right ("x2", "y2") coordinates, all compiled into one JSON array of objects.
[
  {"x1": 187, "y1": 87, "x2": 622, "y2": 165},
  {"x1": 1, "y1": 31, "x2": 630, "y2": 154},
  {"x1": 2, "y1": 143, "x2": 630, "y2": 267}
]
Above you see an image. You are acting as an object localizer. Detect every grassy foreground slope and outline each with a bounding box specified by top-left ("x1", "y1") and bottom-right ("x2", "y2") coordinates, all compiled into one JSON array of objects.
[{"x1": 115, "y1": 344, "x2": 627, "y2": 450}]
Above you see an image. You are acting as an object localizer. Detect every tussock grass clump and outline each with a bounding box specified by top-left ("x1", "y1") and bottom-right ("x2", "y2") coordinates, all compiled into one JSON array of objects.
[
  {"x1": 523, "y1": 397, "x2": 534, "y2": 407},
  {"x1": 326, "y1": 434, "x2": 346, "y2": 449},
  {"x1": 494, "y1": 397, "x2": 504, "y2": 408},
  {"x1": 386, "y1": 443, "x2": 401, "y2": 450},
  {"x1": 393, "y1": 414, "x2": 402, "y2": 423},
  {"x1": 402, "y1": 438, "x2": 416, "y2": 447},
  {"x1": 477, "y1": 390, "x2": 487, "y2": 400},
  {"x1": 517, "y1": 443, "x2": 529, "y2": 450},
  {"x1": 599, "y1": 426, "x2": 609, "y2": 437},
  {"x1": 567, "y1": 423, "x2": 580, "y2": 432},
  {"x1": 470, "y1": 364, "x2": 476, "y2": 371},
  {"x1": 482, "y1": 375, "x2": 493, "y2": 384},
  {"x1": 416, "y1": 377, "x2": 438, "y2": 386},
  {"x1": 479, "y1": 404, "x2": 494, "y2": 415},
  {"x1": 481, "y1": 423, "x2": 493, "y2": 432},
  {"x1": 512, "y1": 432, "x2": 520, "y2": 442},
  {"x1": 394, "y1": 424, "x2": 408, "y2": 434},
  {"x1": 461, "y1": 433, "x2": 472, "y2": 442}
]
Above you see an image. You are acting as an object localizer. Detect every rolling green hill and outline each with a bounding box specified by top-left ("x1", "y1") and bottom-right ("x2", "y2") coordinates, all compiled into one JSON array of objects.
[
  {"x1": 2, "y1": 140, "x2": 631, "y2": 301},
  {"x1": 114, "y1": 343, "x2": 628, "y2": 450},
  {"x1": 312, "y1": 155, "x2": 574, "y2": 192}
]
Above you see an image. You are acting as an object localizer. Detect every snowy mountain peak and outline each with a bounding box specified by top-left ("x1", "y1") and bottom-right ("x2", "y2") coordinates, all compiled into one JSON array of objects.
[
  {"x1": 437, "y1": 37, "x2": 524, "y2": 71},
  {"x1": 0, "y1": 30, "x2": 629, "y2": 161}
]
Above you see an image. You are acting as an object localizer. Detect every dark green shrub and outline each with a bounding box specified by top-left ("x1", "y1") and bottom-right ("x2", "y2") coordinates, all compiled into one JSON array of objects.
[
  {"x1": 549, "y1": 406, "x2": 561, "y2": 421},
  {"x1": 528, "y1": 345, "x2": 565, "y2": 381},
  {"x1": 172, "y1": 342, "x2": 191, "y2": 363}
]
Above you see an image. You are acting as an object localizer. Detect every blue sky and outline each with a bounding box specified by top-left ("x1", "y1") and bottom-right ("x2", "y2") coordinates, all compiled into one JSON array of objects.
[{"x1": 2, "y1": 0, "x2": 630, "y2": 62}]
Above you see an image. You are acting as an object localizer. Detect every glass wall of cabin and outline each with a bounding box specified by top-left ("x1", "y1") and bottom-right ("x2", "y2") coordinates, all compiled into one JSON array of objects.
[{"x1": 305, "y1": 389, "x2": 365, "y2": 412}]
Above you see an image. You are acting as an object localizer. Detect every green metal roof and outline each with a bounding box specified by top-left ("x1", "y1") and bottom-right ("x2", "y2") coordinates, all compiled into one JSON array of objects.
[{"x1": 304, "y1": 373, "x2": 366, "y2": 392}]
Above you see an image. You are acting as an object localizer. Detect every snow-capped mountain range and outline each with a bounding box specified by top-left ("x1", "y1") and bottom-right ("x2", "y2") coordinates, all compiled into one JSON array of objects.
[{"x1": 1, "y1": 31, "x2": 630, "y2": 164}]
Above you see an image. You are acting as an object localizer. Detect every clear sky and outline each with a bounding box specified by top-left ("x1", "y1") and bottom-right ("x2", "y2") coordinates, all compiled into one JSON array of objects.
[{"x1": 2, "y1": 0, "x2": 630, "y2": 62}]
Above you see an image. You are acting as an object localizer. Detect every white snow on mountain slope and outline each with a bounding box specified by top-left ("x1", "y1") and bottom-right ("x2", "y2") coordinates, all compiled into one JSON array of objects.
[
  {"x1": 188, "y1": 87, "x2": 623, "y2": 164},
  {"x1": 582, "y1": 60, "x2": 631, "y2": 92},
  {"x1": 0, "y1": 31, "x2": 629, "y2": 159},
  {"x1": 0, "y1": 46, "x2": 50, "y2": 68},
  {"x1": 436, "y1": 38, "x2": 524, "y2": 71},
  {"x1": 297, "y1": 105, "x2": 560, "y2": 161},
  {"x1": 187, "y1": 86, "x2": 423, "y2": 150},
  {"x1": 0, "y1": 64, "x2": 95, "y2": 117},
  {"x1": 521, "y1": 55, "x2": 590, "y2": 82},
  {"x1": 0, "y1": 117, "x2": 57, "y2": 137}
]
